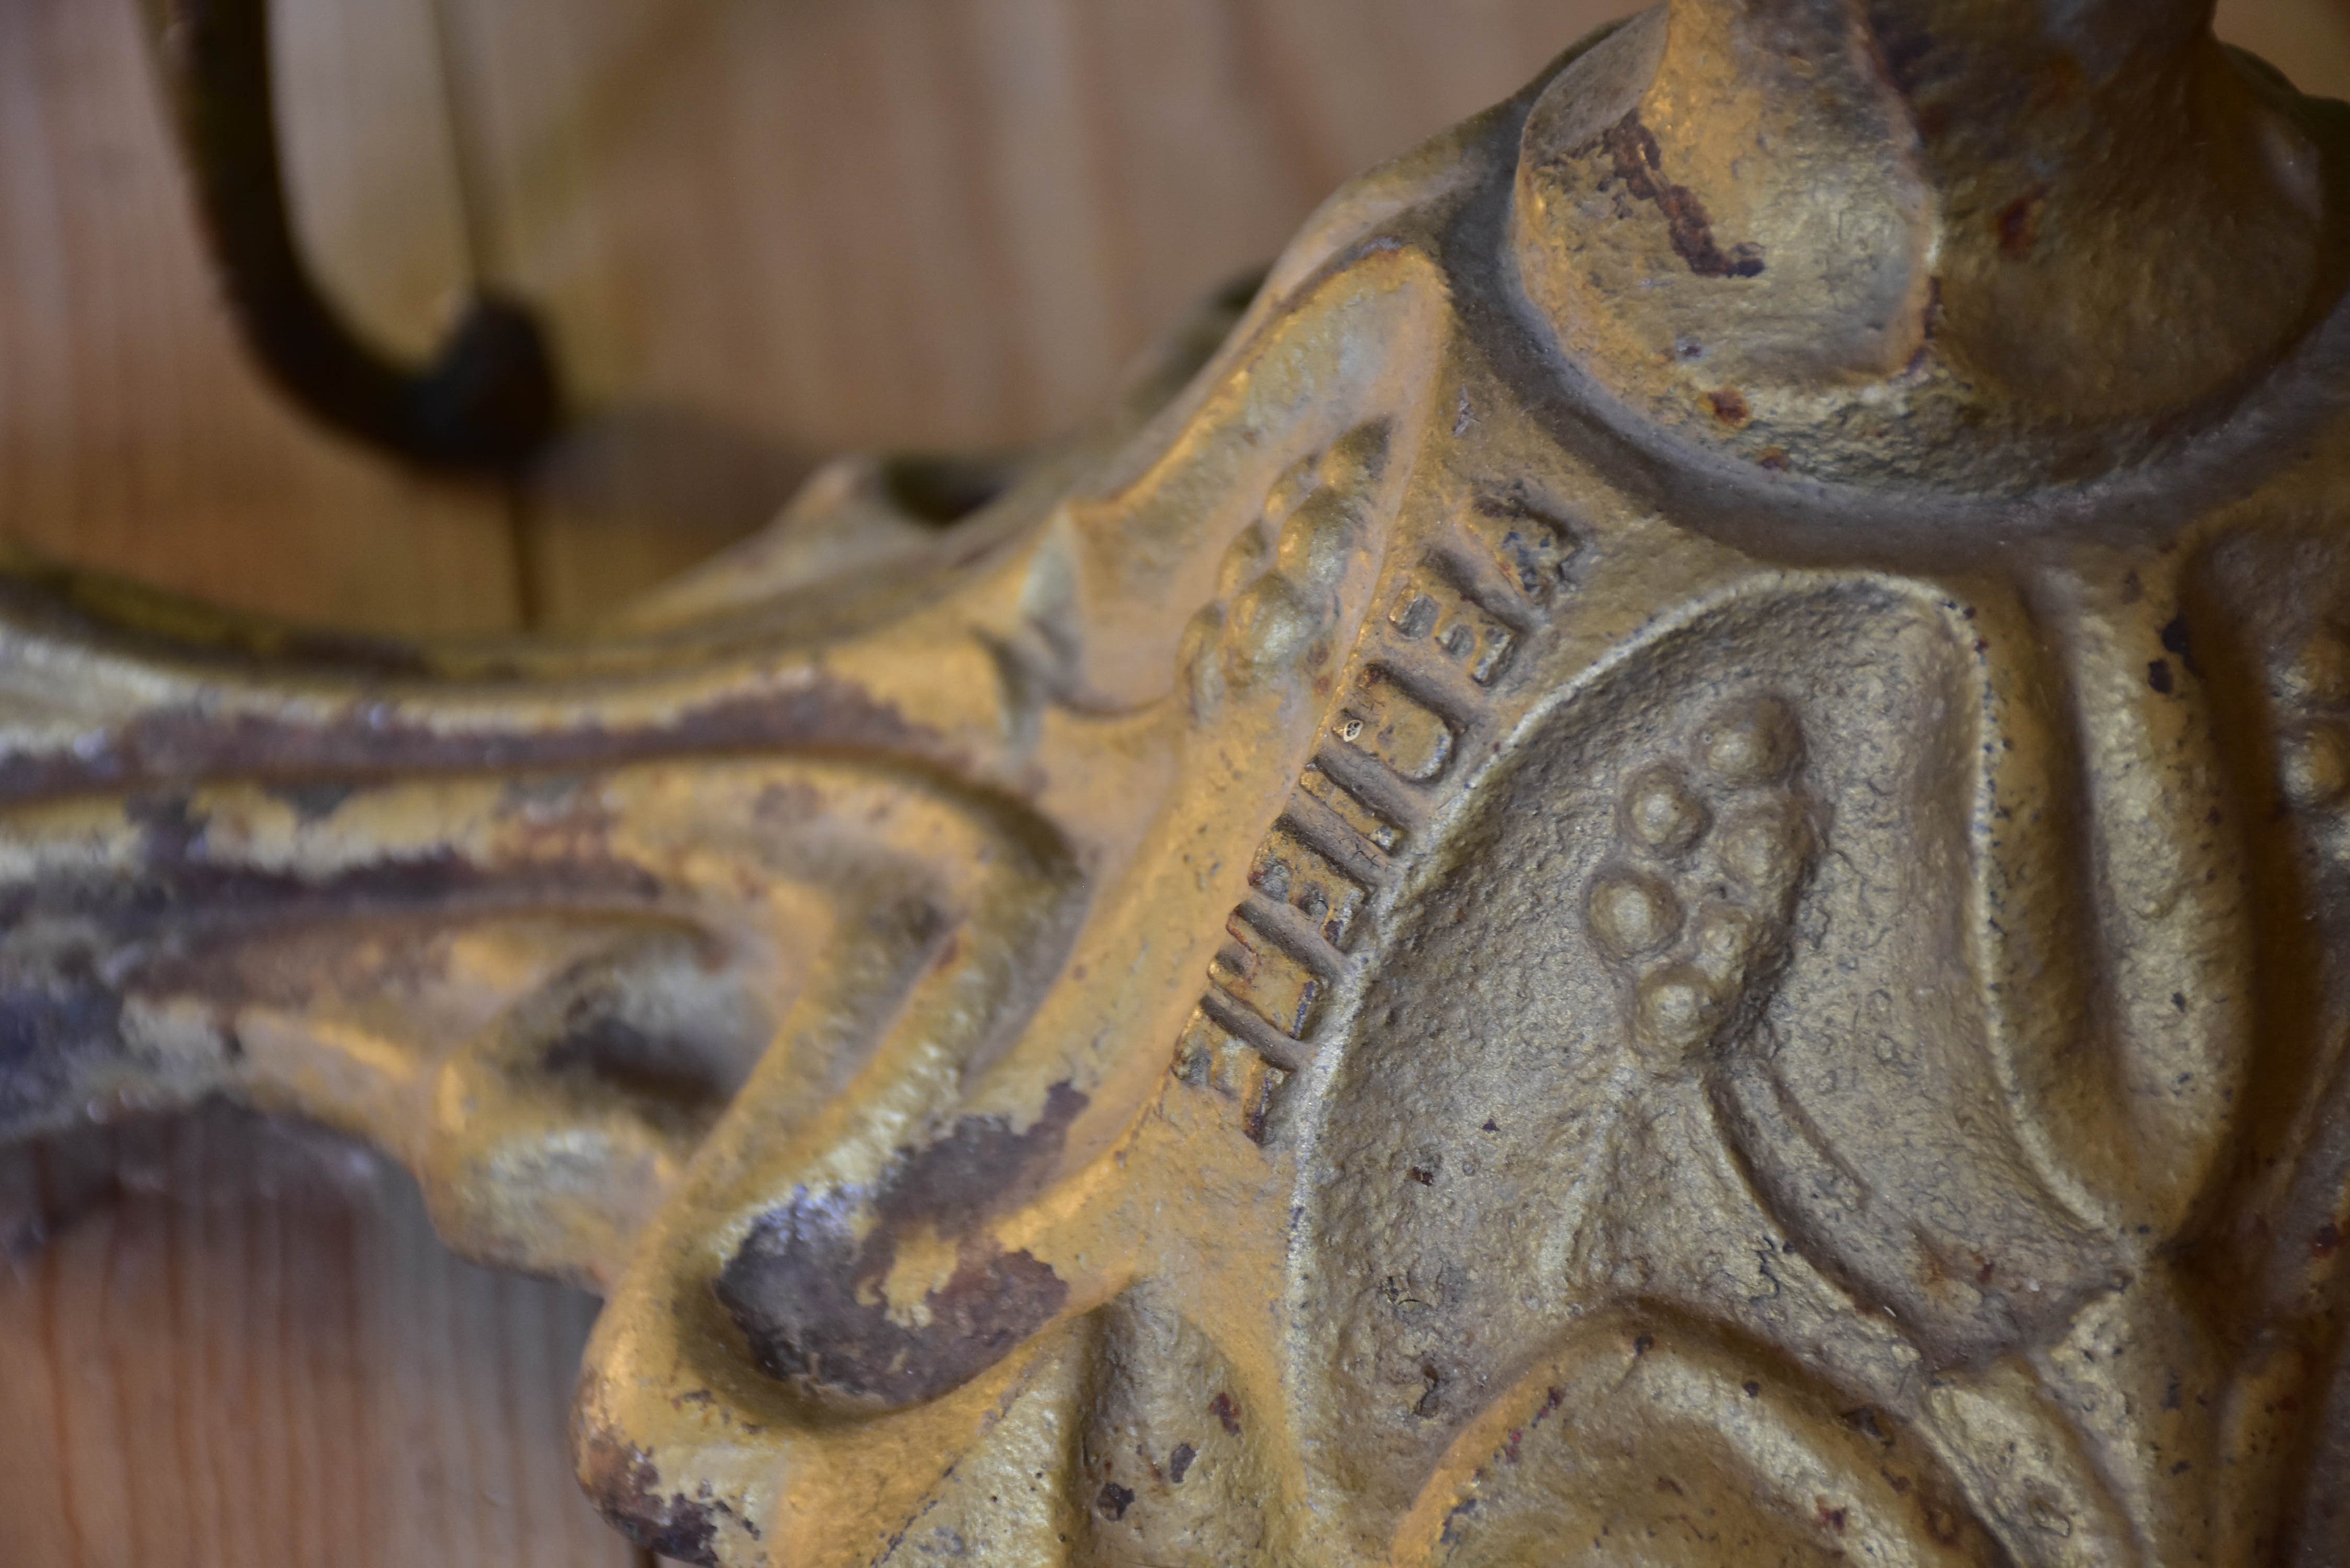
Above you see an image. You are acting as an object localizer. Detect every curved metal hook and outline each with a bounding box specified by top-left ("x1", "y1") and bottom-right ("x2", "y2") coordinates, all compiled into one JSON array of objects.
[{"x1": 141, "y1": 0, "x2": 562, "y2": 472}]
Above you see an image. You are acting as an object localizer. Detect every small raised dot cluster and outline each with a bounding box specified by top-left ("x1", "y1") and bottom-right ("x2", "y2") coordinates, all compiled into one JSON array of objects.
[
  {"x1": 2278, "y1": 625, "x2": 2350, "y2": 816},
  {"x1": 1179, "y1": 425, "x2": 1390, "y2": 719},
  {"x1": 1586, "y1": 694, "x2": 1815, "y2": 1068}
]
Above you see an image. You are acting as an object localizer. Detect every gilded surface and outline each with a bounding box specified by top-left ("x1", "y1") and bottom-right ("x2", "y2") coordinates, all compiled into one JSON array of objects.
[{"x1": 5, "y1": 1, "x2": 2350, "y2": 1562}]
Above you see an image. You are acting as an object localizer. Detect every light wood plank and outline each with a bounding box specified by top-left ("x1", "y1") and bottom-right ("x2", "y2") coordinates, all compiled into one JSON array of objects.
[
  {"x1": 2217, "y1": 0, "x2": 2350, "y2": 95},
  {"x1": 273, "y1": 0, "x2": 480, "y2": 364},
  {"x1": 0, "y1": 0, "x2": 520, "y2": 636},
  {"x1": 446, "y1": 0, "x2": 1649, "y2": 621},
  {"x1": 0, "y1": 1106, "x2": 640, "y2": 1568}
]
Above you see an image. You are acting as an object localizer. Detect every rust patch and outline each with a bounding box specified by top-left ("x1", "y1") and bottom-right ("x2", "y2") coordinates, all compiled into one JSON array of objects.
[
  {"x1": 1210, "y1": 1391, "x2": 1242, "y2": 1435},
  {"x1": 575, "y1": 1430, "x2": 724, "y2": 1567},
  {"x1": 0, "y1": 676, "x2": 947, "y2": 808},
  {"x1": 1841, "y1": 1406, "x2": 1893, "y2": 1446},
  {"x1": 715, "y1": 1083, "x2": 1088, "y2": 1406},
  {"x1": 8, "y1": 796, "x2": 656, "y2": 940},
  {"x1": 2160, "y1": 613, "x2": 2201, "y2": 678},
  {"x1": 1240, "y1": 1083, "x2": 1276, "y2": 1146},
  {"x1": 262, "y1": 780, "x2": 359, "y2": 822},
  {"x1": 1706, "y1": 388, "x2": 1752, "y2": 427},
  {"x1": 2029, "y1": 55, "x2": 2087, "y2": 112},
  {"x1": 1592, "y1": 112, "x2": 1765, "y2": 280},
  {"x1": 0, "y1": 969, "x2": 128, "y2": 1134},
  {"x1": 0, "y1": 787, "x2": 666, "y2": 1135},
  {"x1": 1995, "y1": 185, "x2": 2049, "y2": 259}
]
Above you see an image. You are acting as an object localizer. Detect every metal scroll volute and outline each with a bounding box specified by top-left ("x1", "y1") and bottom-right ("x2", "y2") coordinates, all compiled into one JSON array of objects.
[{"x1": 9, "y1": 2, "x2": 2350, "y2": 1565}]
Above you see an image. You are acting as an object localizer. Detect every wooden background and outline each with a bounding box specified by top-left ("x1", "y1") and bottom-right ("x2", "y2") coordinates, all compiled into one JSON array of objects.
[{"x1": 1, "y1": 1, "x2": 2345, "y2": 1562}]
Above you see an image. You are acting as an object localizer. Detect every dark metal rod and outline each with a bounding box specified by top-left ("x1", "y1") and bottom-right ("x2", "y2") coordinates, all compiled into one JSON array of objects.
[{"x1": 141, "y1": 0, "x2": 562, "y2": 472}]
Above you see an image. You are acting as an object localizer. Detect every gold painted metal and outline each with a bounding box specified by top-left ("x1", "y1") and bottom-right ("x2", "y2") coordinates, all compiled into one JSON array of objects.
[{"x1": 7, "y1": 1, "x2": 2350, "y2": 1562}]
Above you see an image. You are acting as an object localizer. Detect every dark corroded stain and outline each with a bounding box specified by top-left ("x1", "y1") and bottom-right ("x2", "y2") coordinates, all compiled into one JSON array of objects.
[
  {"x1": 1241, "y1": 1088, "x2": 1275, "y2": 1147},
  {"x1": 0, "y1": 782, "x2": 672, "y2": 1135},
  {"x1": 1469, "y1": 489, "x2": 1584, "y2": 607},
  {"x1": 1841, "y1": 1406, "x2": 1893, "y2": 1446},
  {"x1": 1210, "y1": 1391, "x2": 1243, "y2": 1436},
  {"x1": 1, "y1": 805, "x2": 657, "y2": 941},
  {"x1": 0, "y1": 968, "x2": 128, "y2": 1132},
  {"x1": 1438, "y1": 1495, "x2": 1480, "y2": 1548},
  {"x1": 715, "y1": 1082, "x2": 1088, "y2": 1407},
  {"x1": 1995, "y1": 186, "x2": 2049, "y2": 259},
  {"x1": 0, "y1": 676, "x2": 947, "y2": 808},
  {"x1": 1168, "y1": 1442, "x2": 1196, "y2": 1484},
  {"x1": 1096, "y1": 1481, "x2": 1136, "y2": 1521},
  {"x1": 2161, "y1": 613, "x2": 2203, "y2": 678},
  {"x1": 1705, "y1": 388, "x2": 1752, "y2": 427},
  {"x1": 262, "y1": 780, "x2": 359, "y2": 822},
  {"x1": 575, "y1": 1429, "x2": 723, "y2": 1567},
  {"x1": 1414, "y1": 1360, "x2": 1446, "y2": 1418},
  {"x1": 1863, "y1": 1, "x2": 1940, "y2": 96},
  {"x1": 1591, "y1": 112, "x2": 1765, "y2": 280},
  {"x1": 2148, "y1": 659, "x2": 2174, "y2": 695}
]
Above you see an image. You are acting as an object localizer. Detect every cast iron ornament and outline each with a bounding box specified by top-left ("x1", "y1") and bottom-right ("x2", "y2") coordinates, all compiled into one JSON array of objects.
[{"x1": 10, "y1": 1, "x2": 2350, "y2": 1562}]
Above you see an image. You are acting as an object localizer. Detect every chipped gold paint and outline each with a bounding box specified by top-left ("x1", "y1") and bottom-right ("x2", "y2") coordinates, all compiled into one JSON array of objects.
[{"x1": 4, "y1": 1, "x2": 2350, "y2": 1562}]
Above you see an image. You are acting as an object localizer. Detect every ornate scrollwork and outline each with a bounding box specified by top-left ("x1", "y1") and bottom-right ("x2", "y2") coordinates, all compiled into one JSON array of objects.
[{"x1": 9, "y1": 1, "x2": 2350, "y2": 1562}]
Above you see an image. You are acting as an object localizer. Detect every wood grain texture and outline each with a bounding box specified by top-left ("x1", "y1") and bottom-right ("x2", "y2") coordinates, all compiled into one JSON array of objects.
[
  {"x1": 373, "y1": 0, "x2": 2350, "y2": 625},
  {"x1": 0, "y1": 1106, "x2": 639, "y2": 1568},
  {"x1": 0, "y1": 3, "x2": 2345, "y2": 1566},
  {"x1": 453, "y1": 0, "x2": 1652, "y2": 621},
  {"x1": 2219, "y1": 0, "x2": 2350, "y2": 98},
  {"x1": 0, "y1": 0, "x2": 522, "y2": 636}
]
